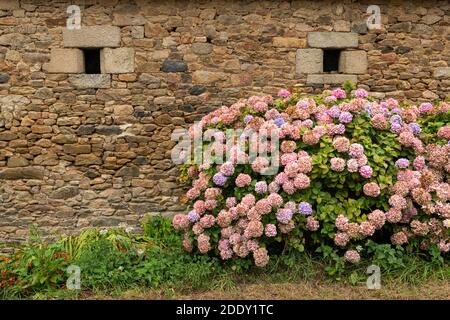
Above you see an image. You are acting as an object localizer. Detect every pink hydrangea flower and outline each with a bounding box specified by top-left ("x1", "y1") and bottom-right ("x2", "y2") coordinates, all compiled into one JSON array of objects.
[
  {"x1": 265, "y1": 224, "x2": 277, "y2": 237},
  {"x1": 354, "y1": 88, "x2": 368, "y2": 98},
  {"x1": 253, "y1": 247, "x2": 269, "y2": 267},
  {"x1": 349, "y1": 143, "x2": 364, "y2": 158},
  {"x1": 335, "y1": 215, "x2": 349, "y2": 231},
  {"x1": 386, "y1": 209, "x2": 402, "y2": 223},
  {"x1": 359, "y1": 165, "x2": 373, "y2": 178},
  {"x1": 368, "y1": 209, "x2": 386, "y2": 229},
  {"x1": 344, "y1": 250, "x2": 360, "y2": 264},
  {"x1": 226, "y1": 197, "x2": 237, "y2": 208},
  {"x1": 363, "y1": 182, "x2": 381, "y2": 197},
  {"x1": 347, "y1": 159, "x2": 359, "y2": 172},
  {"x1": 277, "y1": 89, "x2": 291, "y2": 98},
  {"x1": 172, "y1": 214, "x2": 190, "y2": 230},
  {"x1": 197, "y1": 233, "x2": 211, "y2": 253},
  {"x1": 293, "y1": 173, "x2": 310, "y2": 189},
  {"x1": 332, "y1": 88, "x2": 346, "y2": 99},
  {"x1": 334, "y1": 232, "x2": 350, "y2": 247},
  {"x1": 391, "y1": 231, "x2": 408, "y2": 245},
  {"x1": 235, "y1": 173, "x2": 252, "y2": 187},
  {"x1": 389, "y1": 194, "x2": 407, "y2": 210},
  {"x1": 330, "y1": 157, "x2": 346, "y2": 172},
  {"x1": 437, "y1": 126, "x2": 450, "y2": 140},
  {"x1": 333, "y1": 136, "x2": 350, "y2": 152},
  {"x1": 306, "y1": 216, "x2": 320, "y2": 231},
  {"x1": 267, "y1": 193, "x2": 283, "y2": 208},
  {"x1": 359, "y1": 221, "x2": 375, "y2": 237}
]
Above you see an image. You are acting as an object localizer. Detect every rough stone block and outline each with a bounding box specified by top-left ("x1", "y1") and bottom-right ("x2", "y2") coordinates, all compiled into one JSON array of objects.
[
  {"x1": 0, "y1": 72, "x2": 10, "y2": 83},
  {"x1": 307, "y1": 32, "x2": 358, "y2": 48},
  {"x1": 192, "y1": 71, "x2": 225, "y2": 84},
  {"x1": 45, "y1": 48, "x2": 84, "y2": 73},
  {"x1": 0, "y1": 0, "x2": 19, "y2": 10},
  {"x1": 273, "y1": 37, "x2": 306, "y2": 48},
  {"x1": 0, "y1": 167, "x2": 44, "y2": 180},
  {"x1": 112, "y1": 13, "x2": 145, "y2": 26},
  {"x1": 100, "y1": 48, "x2": 135, "y2": 73},
  {"x1": 433, "y1": 67, "x2": 450, "y2": 79},
  {"x1": 306, "y1": 74, "x2": 358, "y2": 85},
  {"x1": 192, "y1": 43, "x2": 213, "y2": 55},
  {"x1": 296, "y1": 49, "x2": 323, "y2": 75},
  {"x1": 63, "y1": 26, "x2": 121, "y2": 48},
  {"x1": 68, "y1": 74, "x2": 111, "y2": 89},
  {"x1": 161, "y1": 59, "x2": 188, "y2": 72},
  {"x1": 7, "y1": 156, "x2": 29, "y2": 167},
  {"x1": 339, "y1": 50, "x2": 367, "y2": 74}
]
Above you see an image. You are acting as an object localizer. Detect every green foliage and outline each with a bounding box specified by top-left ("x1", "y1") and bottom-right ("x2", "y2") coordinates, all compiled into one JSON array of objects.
[
  {"x1": 342, "y1": 80, "x2": 356, "y2": 93},
  {"x1": 0, "y1": 227, "x2": 70, "y2": 297},
  {"x1": 365, "y1": 240, "x2": 406, "y2": 270},
  {"x1": 74, "y1": 239, "x2": 142, "y2": 290},
  {"x1": 316, "y1": 245, "x2": 346, "y2": 279},
  {"x1": 136, "y1": 245, "x2": 224, "y2": 289},
  {"x1": 142, "y1": 214, "x2": 180, "y2": 246}
]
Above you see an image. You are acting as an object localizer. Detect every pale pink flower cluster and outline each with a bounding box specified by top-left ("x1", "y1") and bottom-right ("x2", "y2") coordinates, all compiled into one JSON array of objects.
[
  {"x1": 391, "y1": 231, "x2": 408, "y2": 245},
  {"x1": 332, "y1": 136, "x2": 350, "y2": 152},
  {"x1": 330, "y1": 157, "x2": 346, "y2": 172},
  {"x1": 235, "y1": 173, "x2": 252, "y2": 187},
  {"x1": 437, "y1": 126, "x2": 450, "y2": 140},
  {"x1": 363, "y1": 182, "x2": 381, "y2": 197},
  {"x1": 344, "y1": 250, "x2": 360, "y2": 264},
  {"x1": 304, "y1": 216, "x2": 319, "y2": 231},
  {"x1": 253, "y1": 247, "x2": 270, "y2": 267},
  {"x1": 368, "y1": 210, "x2": 386, "y2": 229},
  {"x1": 386, "y1": 209, "x2": 402, "y2": 223},
  {"x1": 197, "y1": 233, "x2": 211, "y2": 253},
  {"x1": 335, "y1": 215, "x2": 349, "y2": 231},
  {"x1": 172, "y1": 214, "x2": 190, "y2": 231},
  {"x1": 334, "y1": 232, "x2": 350, "y2": 247}
]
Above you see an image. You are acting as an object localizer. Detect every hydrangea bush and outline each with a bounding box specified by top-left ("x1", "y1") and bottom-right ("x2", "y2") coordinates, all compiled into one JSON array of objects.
[{"x1": 173, "y1": 82, "x2": 450, "y2": 267}]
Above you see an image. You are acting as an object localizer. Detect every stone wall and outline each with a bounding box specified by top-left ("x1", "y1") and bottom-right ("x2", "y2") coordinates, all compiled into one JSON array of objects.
[{"x1": 0, "y1": 0, "x2": 449, "y2": 243}]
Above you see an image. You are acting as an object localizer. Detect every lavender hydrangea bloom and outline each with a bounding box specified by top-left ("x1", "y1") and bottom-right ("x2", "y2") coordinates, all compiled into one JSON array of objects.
[
  {"x1": 298, "y1": 202, "x2": 313, "y2": 215},
  {"x1": 339, "y1": 111, "x2": 353, "y2": 124},
  {"x1": 327, "y1": 106, "x2": 341, "y2": 118},
  {"x1": 276, "y1": 208, "x2": 293, "y2": 224},
  {"x1": 274, "y1": 117, "x2": 285, "y2": 127},
  {"x1": 390, "y1": 122, "x2": 402, "y2": 133},
  {"x1": 391, "y1": 108, "x2": 402, "y2": 115},
  {"x1": 390, "y1": 114, "x2": 402, "y2": 124},
  {"x1": 255, "y1": 181, "x2": 268, "y2": 194},
  {"x1": 408, "y1": 123, "x2": 421, "y2": 135},
  {"x1": 418, "y1": 102, "x2": 432, "y2": 113},
  {"x1": 213, "y1": 172, "x2": 227, "y2": 186},
  {"x1": 395, "y1": 158, "x2": 410, "y2": 169},
  {"x1": 187, "y1": 210, "x2": 200, "y2": 222},
  {"x1": 244, "y1": 115, "x2": 254, "y2": 123},
  {"x1": 334, "y1": 124, "x2": 346, "y2": 135}
]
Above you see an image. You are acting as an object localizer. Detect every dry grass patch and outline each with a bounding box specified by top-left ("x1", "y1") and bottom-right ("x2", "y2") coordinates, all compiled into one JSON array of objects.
[{"x1": 93, "y1": 279, "x2": 450, "y2": 300}]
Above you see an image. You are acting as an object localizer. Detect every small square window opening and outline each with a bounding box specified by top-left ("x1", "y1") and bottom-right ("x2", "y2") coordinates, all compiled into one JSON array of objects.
[
  {"x1": 323, "y1": 49, "x2": 341, "y2": 73},
  {"x1": 83, "y1": 49, "x2": 101, "y2": 74}
]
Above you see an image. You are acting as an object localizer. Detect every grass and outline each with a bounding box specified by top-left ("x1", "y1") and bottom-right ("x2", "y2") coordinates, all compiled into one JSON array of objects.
[
  {"x1": 105, "y1": 279, "x2": 450, "y2": 300},
  {"x1": 1, "y1": 219, "x2": 448, "y2": 300},
  {"x1": 7, "y1": 251, "x2": 448, "y2": 300}
]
